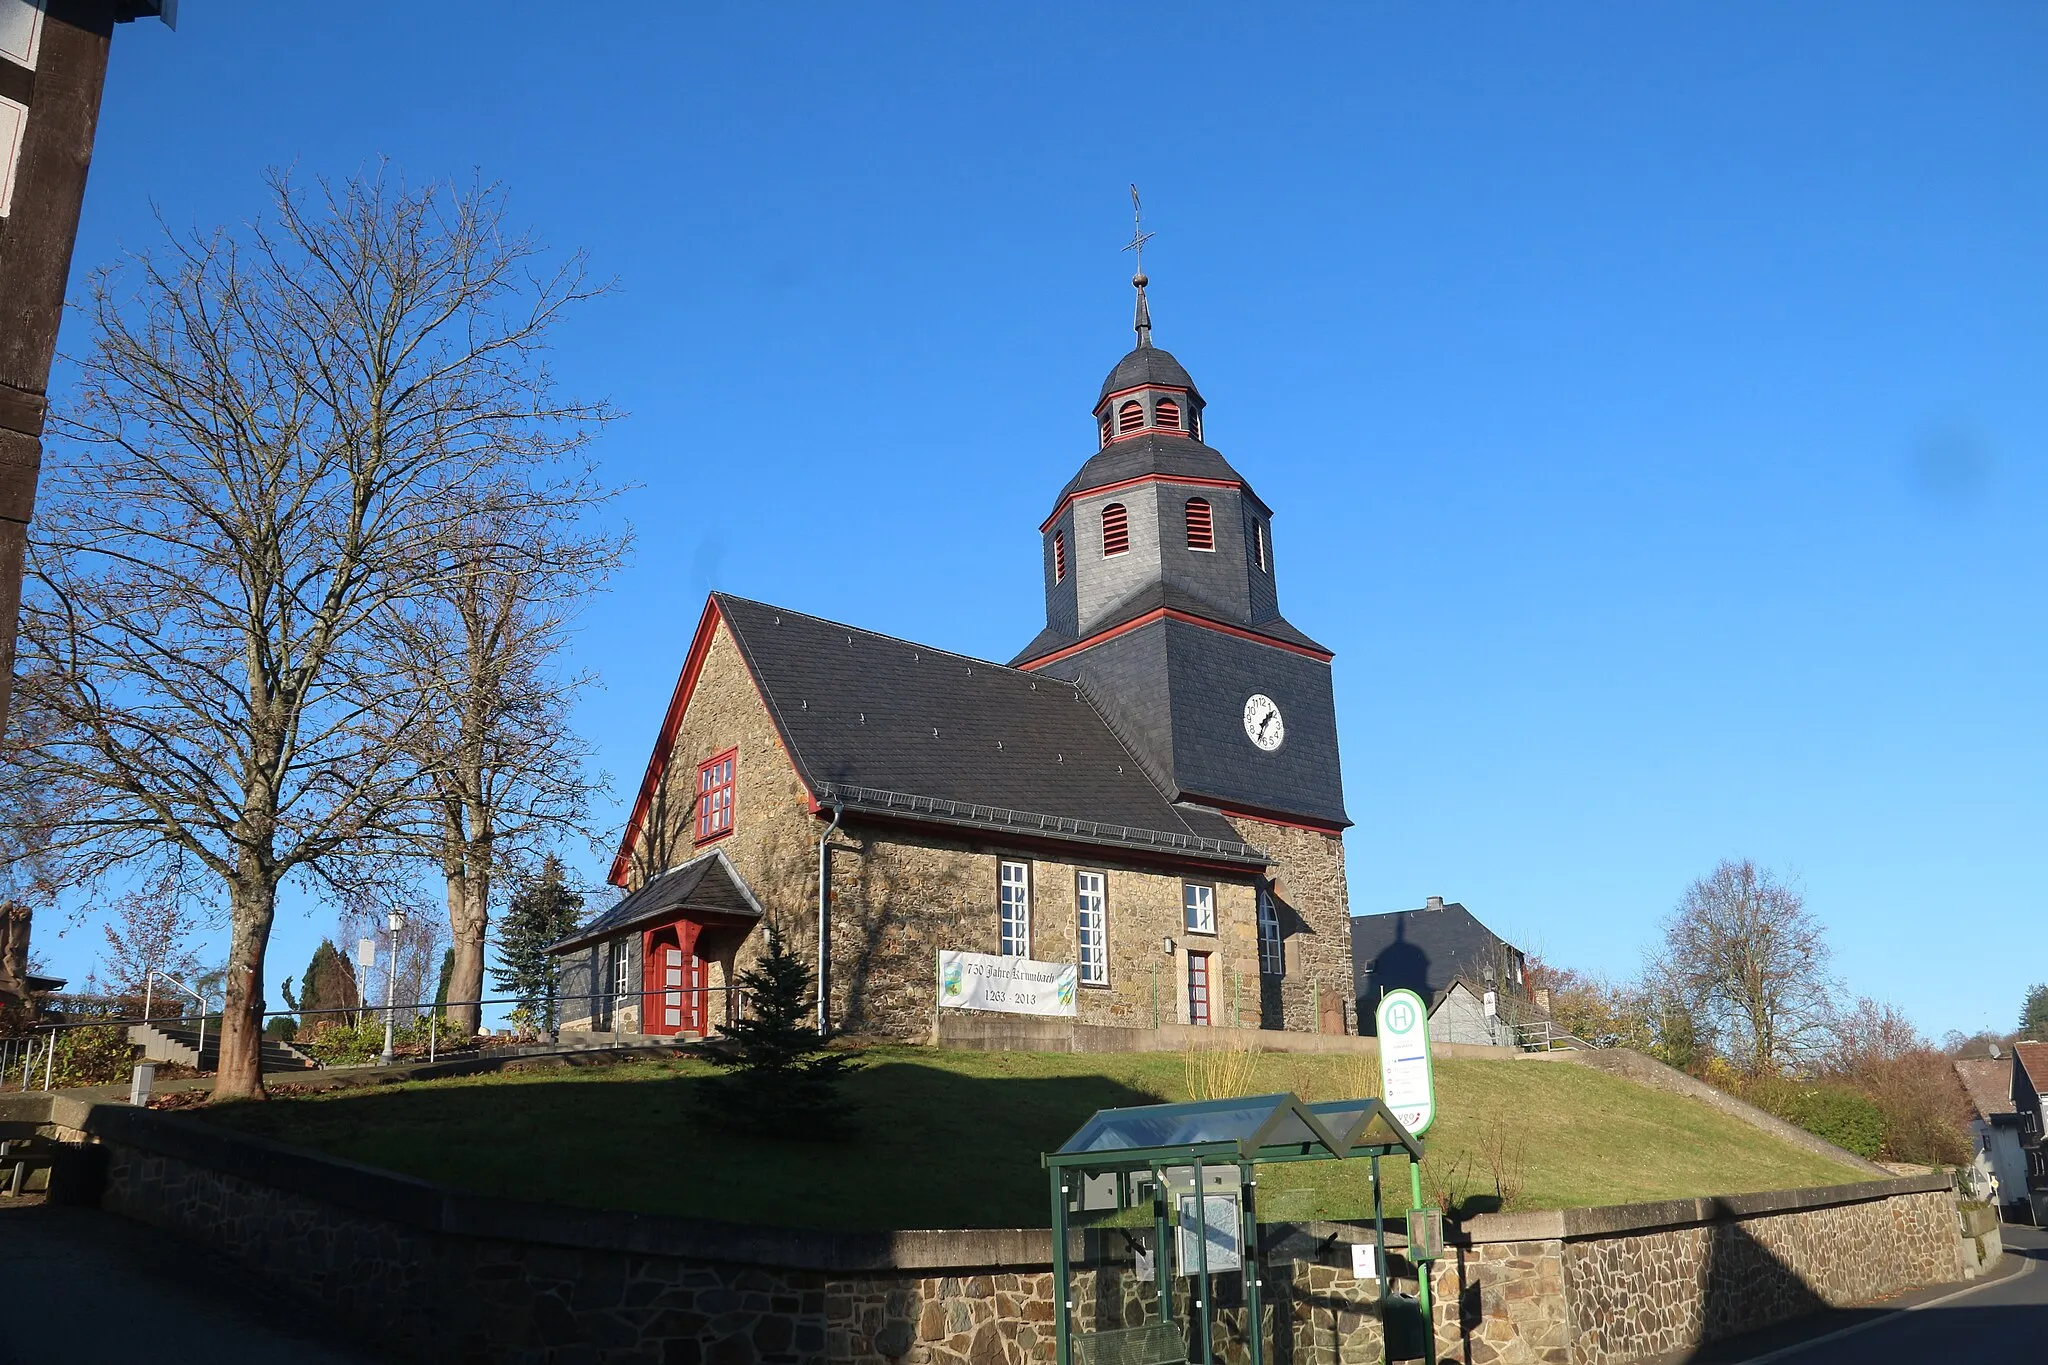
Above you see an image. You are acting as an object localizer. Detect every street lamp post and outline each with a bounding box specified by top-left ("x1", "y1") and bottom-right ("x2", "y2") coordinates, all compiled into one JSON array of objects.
[{"x1": 380, "y1": 908, "x2": 408, "y2": 1065}]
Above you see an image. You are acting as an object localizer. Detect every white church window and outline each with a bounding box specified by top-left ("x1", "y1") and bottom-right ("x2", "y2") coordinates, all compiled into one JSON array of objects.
[
  {"x1": 1257, "y1": 888, "x2": 1284, "y2": 977},
  {"x1": 1183, "y1": 883, "x2": 1215, "y2": 935},
  {"x1": 1076, "y1": 871, "x2": 1108, "y2": 985},
  {"x1": 1000, "y1": 860, "x2": 1031, "y2": 957}
]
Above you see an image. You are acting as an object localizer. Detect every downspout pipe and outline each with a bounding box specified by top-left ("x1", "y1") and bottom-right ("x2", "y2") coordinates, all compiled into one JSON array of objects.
[{"x1": 817, "y1": 803, "x2": 843, "y2": 1036}]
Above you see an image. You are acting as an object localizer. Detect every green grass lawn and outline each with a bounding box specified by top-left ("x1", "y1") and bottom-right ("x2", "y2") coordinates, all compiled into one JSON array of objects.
[{"x1": 195, "y1": 1047, "x2": 1865, "y2": 1231}]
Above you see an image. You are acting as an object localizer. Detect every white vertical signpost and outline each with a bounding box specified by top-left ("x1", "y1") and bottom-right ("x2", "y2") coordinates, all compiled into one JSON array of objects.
[{"x1": 1376, "y1": 987, "x2": 1438, "y2": 1365}]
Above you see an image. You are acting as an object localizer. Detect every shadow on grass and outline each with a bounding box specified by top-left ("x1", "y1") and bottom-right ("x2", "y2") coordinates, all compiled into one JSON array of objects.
[{"x1": 200, "y1": 1058, "x2": 1162, "y2": 1231}]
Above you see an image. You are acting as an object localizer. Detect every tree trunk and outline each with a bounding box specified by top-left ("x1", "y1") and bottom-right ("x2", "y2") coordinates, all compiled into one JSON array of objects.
[
  {"x1": 214, "y1": 879, "x2": 277, "y2": 1101},
  {"x1": 444, "y1": 868, "x2": 490, "y2": 1036}
]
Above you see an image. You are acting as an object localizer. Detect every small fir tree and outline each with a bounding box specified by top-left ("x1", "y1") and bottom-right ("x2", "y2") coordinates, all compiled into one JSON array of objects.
[
  {"x1": 700, "y1": 929, "x2": 853, "y2": 1138},
  {"x1": 299, "y1": 940, "x2": 359, "y2": 1031},
  {"x1": 490, "y1": 857, "x2": 583, "y2": 1032}
]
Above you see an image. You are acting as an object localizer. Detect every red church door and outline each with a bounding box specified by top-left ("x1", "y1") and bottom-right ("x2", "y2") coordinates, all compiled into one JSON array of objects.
[{"x1": 644, "y1": 927, "x2": 709, "y2": 1036}]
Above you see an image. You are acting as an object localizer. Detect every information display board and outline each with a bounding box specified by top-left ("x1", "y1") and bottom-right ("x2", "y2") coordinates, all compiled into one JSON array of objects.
[{"x1": 1375, "y1": 986, "x2": 1437, "y2": 1136}]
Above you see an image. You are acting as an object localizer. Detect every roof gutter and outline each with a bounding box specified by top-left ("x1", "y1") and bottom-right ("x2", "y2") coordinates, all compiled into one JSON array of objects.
[{"x1": 818, "y1": 802, "x2": 843, "y2": 1037}]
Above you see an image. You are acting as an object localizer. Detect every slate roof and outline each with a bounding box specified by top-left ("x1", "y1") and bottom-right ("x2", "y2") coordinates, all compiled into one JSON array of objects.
[
  {"x1": 1351, "y1": 901, "x2": 1528, "y2": 1023},
  {"x1": 1011, "y1": 579, "x2": 1331, "y2": 668},
  {"x1": 2016, "y1": 1042, "x2": 2048, "y2": 1092},
  {"x1": 551, "y1": 848, "x2": 763, "y2": 955},
  {"x1": 1954, "y1": 1058, "x2": 2015, "y2": 1121},
  {"x1": 712, "y1": 595, "x2": 1267, "y2": 866},
  {"x1": 1098, "y1": 345, "x2": 1199, "y2": 404},
  {"x1": 1054, "y1": 433, "x2": 1267, "y2": 512}
]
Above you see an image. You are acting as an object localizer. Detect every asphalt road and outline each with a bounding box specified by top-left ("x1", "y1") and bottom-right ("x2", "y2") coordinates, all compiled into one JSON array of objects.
[
  {"x1": 0, "y1": 1199, "x2": 395, "y2": 1365},
  {"x1": 1688, "y1": 1222, "x2": 2048, "y2": 1364}
]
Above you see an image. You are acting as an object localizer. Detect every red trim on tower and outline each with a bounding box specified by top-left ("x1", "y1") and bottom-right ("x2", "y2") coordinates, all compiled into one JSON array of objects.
[
  {"x1": 1039, "y1": 473, "x2": 1242, "y2": 533},
  {"x1": 1094, "y1": 382, "x2": 1193, "y2": 414},
  {"x1": 1197, "y1": 800, "x2": 1350, "y2": 837},
  {"x1": 1017, "y1": 607, "x2": 1334, "y2": 671}
]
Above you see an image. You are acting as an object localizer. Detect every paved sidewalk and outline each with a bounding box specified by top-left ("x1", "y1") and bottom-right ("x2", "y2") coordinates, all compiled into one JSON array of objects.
[{"x1": 0, "y1": 1200, "x2": 395, "y2": 1365}]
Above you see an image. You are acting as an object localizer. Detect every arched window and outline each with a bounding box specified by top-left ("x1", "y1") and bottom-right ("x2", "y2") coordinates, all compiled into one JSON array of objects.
[
  {"x1": 1098, "y1": 412, "x2": 1112, "y2": 447},
  {"x1": 1155, "y1": 397, "x2": 1181, "y2": 431},
  {"x1": 1117, "y1": 400, "x2": 1144, "y2": 435},
  {"x1": 1053, "y1": 530, "x2": 1067, "y2": 583},
  {"x1": 1185, "y1": 497, "x2": 1214, "y2": 551},
  {"x1": 1101, "y1": 503, "x2": 1129, "y2": 557}
]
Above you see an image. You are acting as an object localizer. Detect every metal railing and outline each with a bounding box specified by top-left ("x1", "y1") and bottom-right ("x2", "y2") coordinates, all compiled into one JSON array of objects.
[
  {"x1": 1513, "y1": 1019, "x2": 1598, "y2": 1052},
  {"x1": 813, "y1": 780, "x2": 1270, "y2": 864},
  {"x1": 3, "y1": 982, "x2": 749, "y2": 1091}
]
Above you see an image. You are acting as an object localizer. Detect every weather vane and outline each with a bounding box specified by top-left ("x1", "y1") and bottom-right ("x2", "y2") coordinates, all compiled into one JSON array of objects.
[
  {"x1": 1122, "y1": 184, "x2": 1155, "y2": 347},
  {"x1": 1122, "y1": 184, "x2": 1154, "y2": 276}
]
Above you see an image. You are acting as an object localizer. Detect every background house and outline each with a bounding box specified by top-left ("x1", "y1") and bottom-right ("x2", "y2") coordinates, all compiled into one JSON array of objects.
[
  {"x1": 1350, "y1": 897, "x2": 1533, "y2": 1047},
  {"x1": 2012, "y1": 1042, "x2": 2048, "y2": 1226},
  {"x1": 1954, "y1": 1052, "x2": 2031, "y2": 1221}
]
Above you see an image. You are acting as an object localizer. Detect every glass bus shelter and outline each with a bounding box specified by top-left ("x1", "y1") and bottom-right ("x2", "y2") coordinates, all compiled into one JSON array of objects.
[{"x1": 1046, "y1": 1092, "x2": 1428, "y2": 1365}]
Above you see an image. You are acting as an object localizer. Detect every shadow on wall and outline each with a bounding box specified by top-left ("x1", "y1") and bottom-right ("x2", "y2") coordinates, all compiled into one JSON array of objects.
[
  {"x1": 199, "y1": 1058, "x2": 1164, "y2": 1231},
  {"x1": 1359, "y1": 918, "x2": 1431, "y2": 1030}
]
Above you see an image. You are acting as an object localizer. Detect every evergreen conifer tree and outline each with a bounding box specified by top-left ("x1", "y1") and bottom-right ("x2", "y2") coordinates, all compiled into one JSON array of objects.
[
  {"x1": 700, "y1": 929, "x2": 853, "y2": 1137},
  {"x1": 490, "y1": 856, "x2": 583, "y2": 1031},
  {"x1": 299, "y1": 939, "x2": 358, "y2": 1030},
  {"x1": 2022, "y1": 983, "x2": 2048, "y2": 1040}
]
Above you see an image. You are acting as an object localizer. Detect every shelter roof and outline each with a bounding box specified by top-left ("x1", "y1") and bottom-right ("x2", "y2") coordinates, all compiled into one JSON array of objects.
[
  {"x1": 552, "y1": 847, "x2": 761, "y2": 955},
  {"x1": 1953, "y1": 1058, "x2": 2014, "y2": 1120},
  {"x1": 1052, "y1": 1091, "x2": 1419, "y2": 1167}
]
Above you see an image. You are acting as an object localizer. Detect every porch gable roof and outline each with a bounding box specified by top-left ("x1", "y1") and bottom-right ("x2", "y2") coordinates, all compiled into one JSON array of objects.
[{"x1": 549, "y1": 848, "x2": 763, "y2": 956}]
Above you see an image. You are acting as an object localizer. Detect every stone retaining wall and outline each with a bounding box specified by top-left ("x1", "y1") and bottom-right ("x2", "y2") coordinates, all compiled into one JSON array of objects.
[{"x1": 60, "y1": 1098, "x2": 1967, "y2": 1365}]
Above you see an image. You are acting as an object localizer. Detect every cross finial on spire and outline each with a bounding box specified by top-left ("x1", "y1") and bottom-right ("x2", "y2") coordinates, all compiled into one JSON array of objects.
[{"x1": 1122, "y1": 184, "x2": 1154, "y2": 349}]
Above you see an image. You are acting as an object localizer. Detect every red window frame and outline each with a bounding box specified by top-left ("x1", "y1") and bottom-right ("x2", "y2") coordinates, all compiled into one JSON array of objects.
[
  {"x1": 1101, "y1": 503, "x2": 1129, "y2": 557},
  {"x1": 695, "y1": 748, "x2": 736, "y2": 843},
  {"x1": 1185, "y1": 497, "x2": 1214, "y2": 551},
  {"x1": 1054, "y1": 530, "x2": 1067, "y2": 583},
  {"x1": 1187, "y1": 951, "x2": 1212, "y2": 1026}
]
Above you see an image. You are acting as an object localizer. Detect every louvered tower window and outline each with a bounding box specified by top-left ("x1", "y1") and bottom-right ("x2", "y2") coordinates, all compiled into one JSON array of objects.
[
  {"x1": 1155, "y1": 397, "x2": 1181, "y2": 431},
  {"x1": 1101, "y1": 503, "x2": 1129, "y2": 557},
  {"x1": 1053, "y1": 530, "x2": 1067, "y2": 583},
  {"x1": 1253, "y1": 522, "x2": 1268, "y2": 571},
  {"x1": 1098, "y1": 412, "x2": 1112, "y2": 447},
  {"x1": 1117, "y1": 400, "x2": 1144, "y2": 434},
  {"x1": 1185, "y1": 497, "x2": 1214, "y2": 551}
]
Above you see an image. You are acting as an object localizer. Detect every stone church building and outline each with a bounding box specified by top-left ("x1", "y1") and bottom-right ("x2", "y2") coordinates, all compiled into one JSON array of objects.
[{"x1": 554, "y1": 284, "x2": 1358, "y2": 1043}]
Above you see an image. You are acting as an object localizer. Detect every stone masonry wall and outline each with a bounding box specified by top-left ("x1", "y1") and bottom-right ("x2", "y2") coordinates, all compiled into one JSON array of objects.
[
  {"x1": 93, "y1": 1114, "x2": 1965, "y2": 1365},
  {"x1": 1225, "y1": 817, "x2": 1355, "y2": 1034},
  {"x1": 600, "y1": 615, "x2": 1328, "y2": 1042},
  {"x1": 1558, "y1": 1189, "x2": 1963, "y2": 1365}
]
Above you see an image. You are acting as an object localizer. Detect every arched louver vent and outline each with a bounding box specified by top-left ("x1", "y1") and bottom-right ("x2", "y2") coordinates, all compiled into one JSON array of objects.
[
  {"x1": 1155, "y1": 397, "x2": 1181, "y2": 431},
  {"x1": 1185, "y1": 497, "x2": 1214, "y2": 551},
  {"x1": 1117, "y1": 400, "x2": 1144, "y2": 435},
  {"x1": 1101, "y1": 503, "x2": 1129, "y2": 557},
  {"x1": 1098, "y1": 412, "x2": 1112, "y2": 447},
  {"x1": 1053, "y1": 530, "x2": 1067, "y2": 583}
]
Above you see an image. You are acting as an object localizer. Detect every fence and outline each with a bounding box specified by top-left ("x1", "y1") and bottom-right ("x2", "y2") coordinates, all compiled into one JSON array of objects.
[{"x1": 1, "y1": 982, "x2": 750, "y2": 1091}]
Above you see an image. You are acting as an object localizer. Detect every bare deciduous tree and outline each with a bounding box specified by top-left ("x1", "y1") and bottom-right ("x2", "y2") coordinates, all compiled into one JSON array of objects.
[
  {"x1": 392, "y1": 502, "x2": 620, "y2": 1037},
  {"x1": 16, "y1": 167, "x2": 610, "y2": 1099},
  {"x1": 1654, "y1": 859, "x2": 1837, "y2": 1075},
  {"x1": 92, "y1": 857, "x2": 209, "y2": 1005}
]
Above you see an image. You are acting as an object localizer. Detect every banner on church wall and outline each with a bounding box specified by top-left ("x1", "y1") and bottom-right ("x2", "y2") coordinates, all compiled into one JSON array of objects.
[{"x1": 937, "y1": 950, "x2": 1077, "y2": 1017}]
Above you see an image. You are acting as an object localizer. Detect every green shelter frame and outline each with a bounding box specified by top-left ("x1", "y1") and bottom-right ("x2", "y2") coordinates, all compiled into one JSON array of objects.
[{"x1": 1045, "y1": 1092, "x2": 1433, "y2": 1365}]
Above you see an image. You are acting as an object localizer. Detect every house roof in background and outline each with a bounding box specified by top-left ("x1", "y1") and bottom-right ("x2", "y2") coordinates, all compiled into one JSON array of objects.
[
  {"x1": 2014, "y1": 1042, "x2": 2048, "y2": 1092},
  {"x1": 552, "y1": 848, "x2": 762, "y2": 954},
  {"x1": 1954, "y1": 1058, "x2": 2015, "y2": 1120}
]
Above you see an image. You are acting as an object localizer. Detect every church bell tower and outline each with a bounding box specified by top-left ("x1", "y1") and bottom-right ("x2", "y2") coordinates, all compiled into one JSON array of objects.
[{"x1": 1011, "y1": 264, "x2": 1350, "y2": 834}]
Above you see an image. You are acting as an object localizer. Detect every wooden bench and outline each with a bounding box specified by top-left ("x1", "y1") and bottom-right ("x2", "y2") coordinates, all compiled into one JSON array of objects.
[{"x1": 1071, "y1": 1321, "x2": 1187, "y2": 1365}]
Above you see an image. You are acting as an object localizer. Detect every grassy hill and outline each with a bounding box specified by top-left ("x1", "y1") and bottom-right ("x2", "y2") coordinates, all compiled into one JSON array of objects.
[{"x1": 196, "y1": 1046, "x2": 1867, "y2": 1231}]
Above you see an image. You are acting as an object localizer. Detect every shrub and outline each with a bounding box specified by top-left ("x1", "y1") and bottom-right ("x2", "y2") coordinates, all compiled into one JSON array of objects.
[
  {"x1": 264, "y1": 1016, "x2": 299, "y2": 1043},
  {"x1": 48, "y1": 1023, "x2": 142, "y2": 1088},
  {"x1": 1741, "y1": 1074, "x2": 1885, "y2": 1158}
]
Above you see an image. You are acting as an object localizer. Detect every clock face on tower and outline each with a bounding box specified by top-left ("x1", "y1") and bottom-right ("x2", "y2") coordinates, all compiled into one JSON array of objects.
[{"x1": 1242, "y1": 693, "x2": 1285, "y2": 752}]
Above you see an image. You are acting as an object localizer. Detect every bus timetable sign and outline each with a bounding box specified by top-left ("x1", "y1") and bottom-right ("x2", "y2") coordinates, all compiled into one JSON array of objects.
[{"x1": 1375, "y1": 987, "x2": 1437, "y2": 1136}]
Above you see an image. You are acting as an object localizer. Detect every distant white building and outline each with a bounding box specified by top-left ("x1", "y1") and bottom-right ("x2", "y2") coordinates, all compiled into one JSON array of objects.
[{"x1": 1955, "y1": 1053, "x2": 2030, "y2": 1223}]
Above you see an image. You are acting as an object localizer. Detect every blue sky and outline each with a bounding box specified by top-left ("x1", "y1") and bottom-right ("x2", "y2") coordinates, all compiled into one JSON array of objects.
[{"x1": 33, "y1": 3, "x2": 2046, "y2": 1039}]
